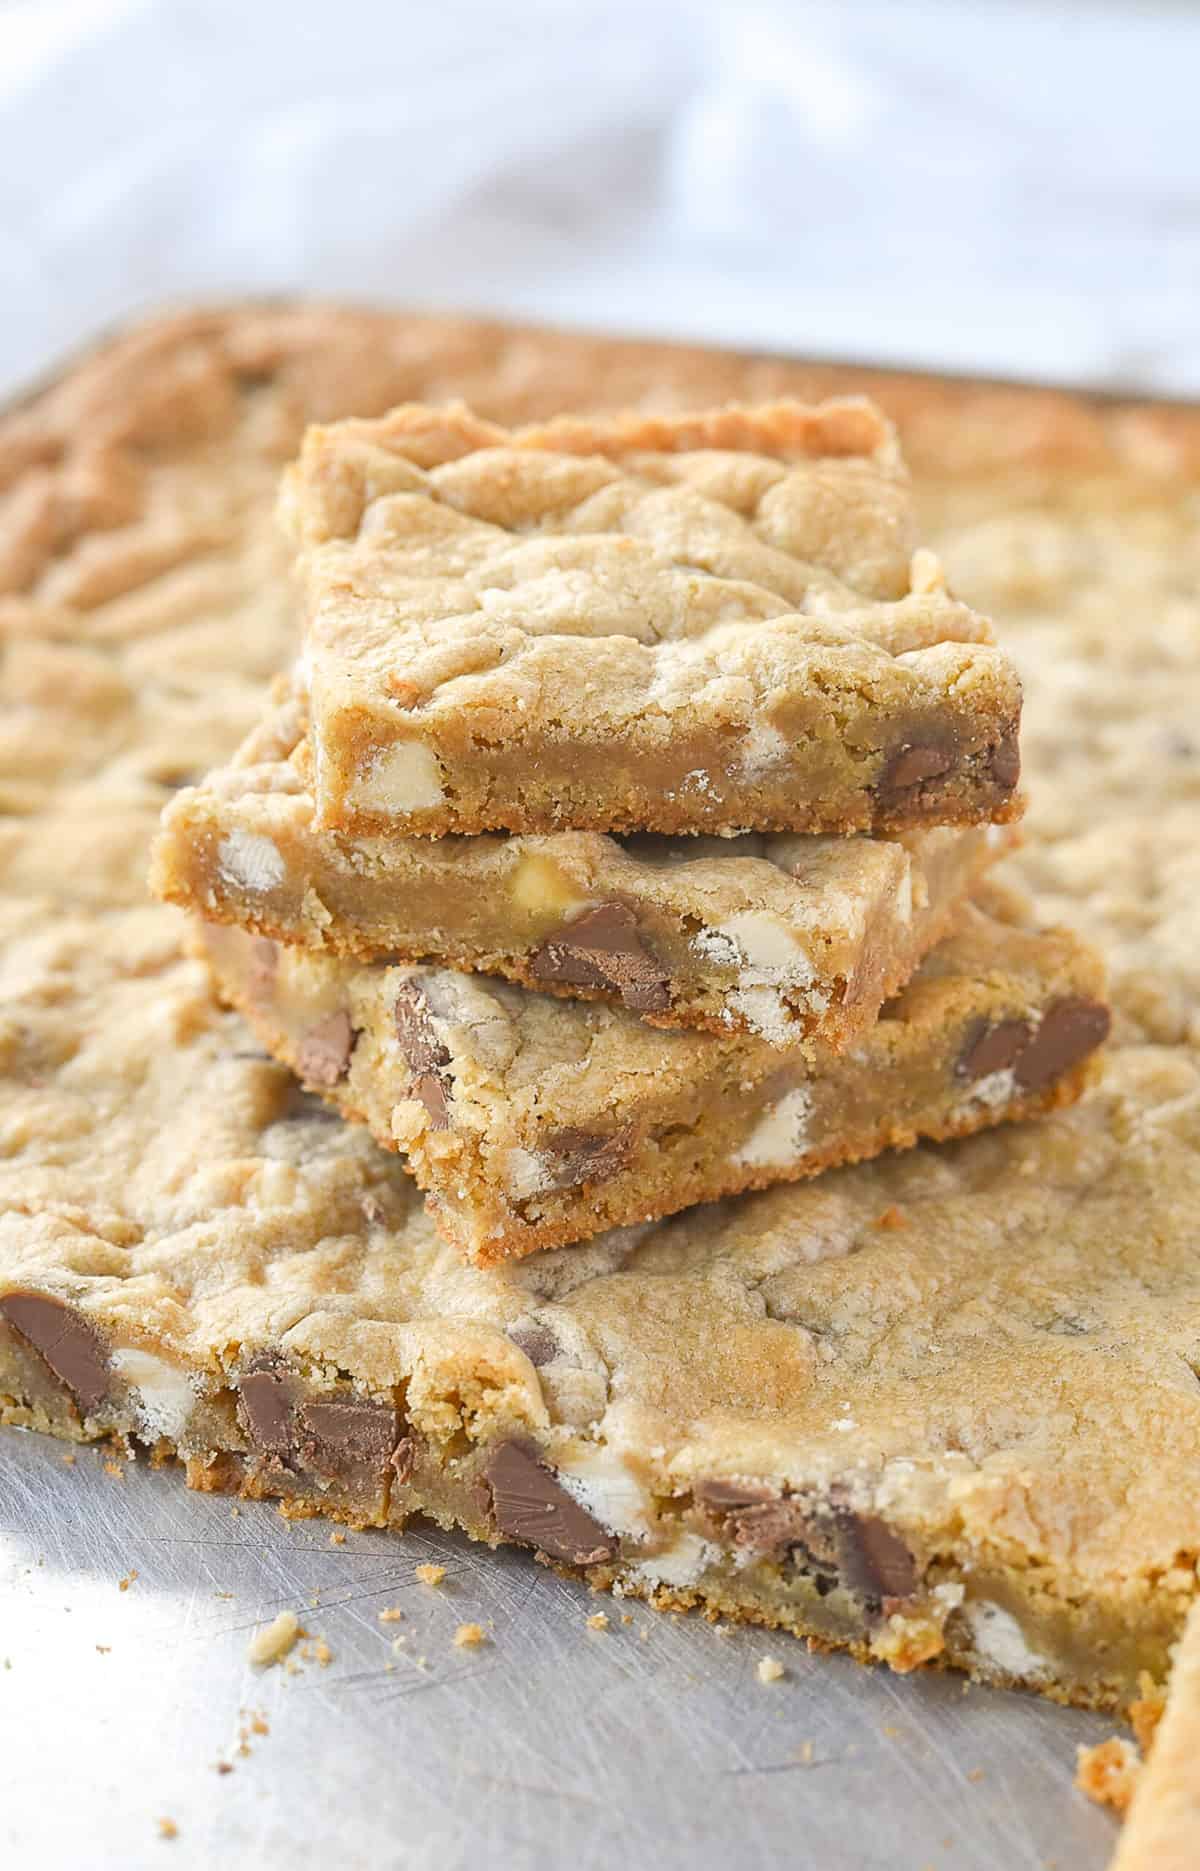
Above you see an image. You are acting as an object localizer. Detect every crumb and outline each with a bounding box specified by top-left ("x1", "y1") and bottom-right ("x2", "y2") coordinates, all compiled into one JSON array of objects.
[
  {"x1": 103, "y1": 1460, "x2": 124, "y2": 1480},
  {"x1": 875, "y1": 1205, "x2": 908, "y2": 1230},
  {"x1": 756, "y1": 1656, "x2": 785, "y2": 1684},
  {"x1": 967, "y1": 1767, "x2": 985, "y2": 1783},
  {"x1": 621, "y1": 1614, "x2": 633, "y2": 1626},
  {"x1": 1075, "y1": 1737, "x2": 1141, "y2": 1816},
  {"x1": 638, "y1": 1626, "x2": 649, "y2": 1643},
  {"x1": 329, "y1": 1531, "x2": 346, "y2": 1546},
  {"x1": 61, "y1": 1451, "x2": 76, "y2": 1466},
  {"x1": 882, "y1": 1723, "x2": 901, "y2": 1738},
  {"x1": 391, "y1": 1635, "x2": 407, "y2": 1653},
  {"x1": 378, "y1": 1606, "x2": 405, "y2": 1623},
  {"x1": 798, "y1": 1740, "x2": 814, "y2": 1764},
  {"x1": 415, "y1": 1563, "x2": 446, "y2": 1587},
  {"x1": 215, "y1": 1763, "x2": 233, "y2": 1776},
  {"x1": 453, "y1": 1623, "x2": 486, "y2": 1649},
  {"x1": 213, "y1": 1592, "x2": 234, "y2": 1601},
  {"x1": 157, "y1": 1819, "x2": 177, "y2": 1840},
  {"x1": 311, "y1": 1639, "x2": 333, "y2": 1667},
  {"x1": 586, "y1": 1612, "x2": 609, "y2": 1632},
  {"x1": 95, "y1": 1645, "x2": 111, "y2": 1655},
  {"x1": 248, "y1": 1713, "x2": 269, "y2": 1737},
  {"x1": 118, "y1": 1571, "x2": 138, "y2": 1592},
  {"x1": 1130, "y1": 1672, "x2": 1166, "y2": 1752},
  {"x1": 247, "y1": 1611, "x2": 301, "y2": 1667},
  {"x1": 230, "y1": 1506, "x2": 240, "y2": 1518}
]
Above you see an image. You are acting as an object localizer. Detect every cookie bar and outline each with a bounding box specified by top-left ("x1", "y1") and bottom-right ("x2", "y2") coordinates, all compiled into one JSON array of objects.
[
  {"x1": 0, "y1": 900, "x2": 1191, "y2": 1722},
  {"x1": 195, "y1": 896, "x2": 1108, "y2": 1264},
  {"x1": 282, "y1": 400, "x2": 1023, "y2": 837},
  {"x1": 151, "y1": 690, "x2": 1006, "y2": 1047}
]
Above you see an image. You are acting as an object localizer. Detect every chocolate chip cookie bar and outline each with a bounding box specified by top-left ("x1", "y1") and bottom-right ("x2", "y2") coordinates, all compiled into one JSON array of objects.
[
  {"x1": 0, "y1": 897, "x2": 1189, "y2": 1721},
  {"x1": 2, "y1": 303, "x2": 1198, "y2": 1731},
  {"x1": 194, "y1": 895, "x2": 1108, "y2": 1263},
  {"x1": 151, "y1": 689, "x2": 1005, "y2": 1047},
  {"x1": 282, "y1": 400, "x2": 1023, "y2": 837}
]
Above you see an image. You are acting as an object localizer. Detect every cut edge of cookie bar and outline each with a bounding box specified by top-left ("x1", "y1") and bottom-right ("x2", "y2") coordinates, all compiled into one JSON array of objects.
[
  {"x1": 281, "y1": 396, "x2": 1023, "y2": 839},
  {"x1": 150, "y1": 689, "x2": 1013, "y2": 1050},
  {"x1": 0, "y1": 1226, "x2": 1180, "y2": 1723},
  {"x1": 193, "y1": 899, "x2": 1110, "y2": 1265}
]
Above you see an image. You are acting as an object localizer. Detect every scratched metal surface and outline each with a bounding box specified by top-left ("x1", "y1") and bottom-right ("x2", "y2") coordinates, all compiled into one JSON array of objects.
[{"x1": 0, "y1": 1427, "x2": 1121, "y2": 1871}]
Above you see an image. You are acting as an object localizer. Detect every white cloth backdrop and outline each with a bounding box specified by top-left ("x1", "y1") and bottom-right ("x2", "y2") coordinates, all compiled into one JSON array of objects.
[{"x1": 1, "y1": 0, "x2": 1197, "y2": 399}]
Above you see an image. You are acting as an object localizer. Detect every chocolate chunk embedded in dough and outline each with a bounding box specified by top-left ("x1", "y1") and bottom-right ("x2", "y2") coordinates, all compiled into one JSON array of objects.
[
  {"x1": 1014, "y1": 997, "x2": 1111, "y2": 1091},
  {"x1": 989, "y1": 727, "x2": 1021, "y2": 790},
  {"x1": 543, "y1": 1126, "x2": 634, "y2": 1191},
  {"x1": 957, "y1": 1016, "x2": 1032, "y2": 1081},
  {"x1": 694, "y1": 1479, "x2": 777, "y2": 1511},
  {"x1": 296, "y1": 1009, "x2": 355, "y2": 1087},
  {"x1": 394, "y1": 979, "x2": 453, "y2": 1125},
  {"x1": 508, "y1": 1323, "x2": 560, "y2": 1368},
  {"x1": 297, "y1": 1398, "x2": 399, "y2": 1481},
  {"x1": 483, "y1": 1439, "x2": 618, "y2": 1565},
  {"x1": 238, "y1": 1363, "x2": 295, "y2": 1456},
  {"x1": 835, "y1": 1511, "x2": 918, "y2": 1605},
  {"x1": 531, "y1": 902, "x2": 670, "y2": 1013},
  {"x1": 0, "y1": 1291, "x2": 109, "y2": 1413},
  {"x1": 878, "y1": 744, "x2": 955, "y2": 798}
]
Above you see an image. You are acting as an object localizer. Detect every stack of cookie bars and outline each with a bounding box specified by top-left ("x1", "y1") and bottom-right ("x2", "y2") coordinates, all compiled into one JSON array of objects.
[
  {"x1": 153, "y1": 398, "x2": 1109, "y2": 1269},
  {"x1": 3, "y1": 355, "x2": 1138, "y2": 1712}
]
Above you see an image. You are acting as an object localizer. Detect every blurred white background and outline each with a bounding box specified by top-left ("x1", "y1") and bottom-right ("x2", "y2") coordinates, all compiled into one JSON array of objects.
[{"x1": 1, "y1": 0, "x2": 1196, "y2": 398}]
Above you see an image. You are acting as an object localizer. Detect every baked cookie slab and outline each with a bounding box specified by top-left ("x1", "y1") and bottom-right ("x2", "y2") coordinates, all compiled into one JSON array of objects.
[
  {"x1": 282, "y1": 400, "x2": 1024, "y2": 837},
  {"x1": 0, "y1": 303, "x2": 1198, "y2": 1725},
  {"x1": 151, "y1": 688, "x2": 1005, "y2": 1047},
  {"x1": 0, "y1": 895, "x2": 1191, "y2": 1720},
  {"x1": 195, "y1": 896, "x2": 1108, "y2": 1264}
]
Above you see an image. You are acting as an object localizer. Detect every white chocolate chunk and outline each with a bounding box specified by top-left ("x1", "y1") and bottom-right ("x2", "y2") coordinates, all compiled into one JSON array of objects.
[
  {"x1": 734, "y1": 1087, "x2": 814, "y2": 1169},
  {"x1": 248, "y1": 1611, "x2": 301, "y2": 1667},
  {"x1": 629, "y1": 1533, "x2": 719, "y2": 1590},
  {"x1": 349, "y1": 741, "x2": 445, "y2": 813},
  {"x1": 110, "y1": 1347, "x2": 196, "y2": 1441},
  {"x1": 962, "y1": 1601, "x2": 1052, "y2": 1681},
  {"x1": 714, "y1": 911, "x2": 815, "y2": 983},
  {"x1": 217, "y1": 830, "x2": 286, "y2": 893}
]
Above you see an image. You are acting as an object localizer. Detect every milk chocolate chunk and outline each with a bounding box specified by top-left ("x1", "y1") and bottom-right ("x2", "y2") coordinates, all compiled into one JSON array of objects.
[
  {"x1": 728, "y1": 1499, "x2": 816, "y2": 1557},
  {"x1": 879, "y1": 743, "x2": 955, "y2": 797},
  {"x1": 531, "y1": 902, "x2": 670, "y2": 1013},
  {"x1": 990, "y1": 727, "x2": 1021, "y2": 790},
  {"x1": 508, "y1": 1323, "x2": 560, "y2": 1368},
  {"x1": 543, "y1": 1126, "x2": 634, "y2": 1191},
  {"x1": 483, "y1": 1439, "x2": 618, "y2": 1564},
  {"x1": 0, "y1": 1291, "x2": 109, "y2": 1413},
  {"x1": 1014, "y1": 997, "x2": 1110, "y2": 1091},
  {"x1": 694, "y1": 1479, "x2": 776, "y2": 1511},
  {"x1": 238, "y1": 1363, "x2": 295, "y2": 1456},
  {"x1": 835, "y1": 1511, "x2": 918, "y2": 1605},
  {"x1": 297, "y1": 1398, "x2": 399, "y2": 1482},
  {"x1": 296, "y1": 1010, "x2": 355, "y2": 1087},
  {"x1": 394, "y1": 978, "x2": 453, "y2": 1125},
  {"x1": 957, "y1": 1016, "x2": 1032, "y2": 1081}
]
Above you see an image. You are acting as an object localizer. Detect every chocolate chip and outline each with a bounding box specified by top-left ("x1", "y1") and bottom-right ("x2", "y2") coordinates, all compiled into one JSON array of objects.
[
  {"x1": 508, "y1": 1323, "x2": 560, "y2": 1367},
  {"x1": 0, "y1": 1291, "x2": 109, "y2": 1414},
  {"x1": 296, "y1": 1010, "x2": 355, "y2": 1087},
  {"x1": 729, "y1": 1499, "x2": 816, "y2": 1557},
  {"x1": 879, "y1": 744, "x2": 955, "y2": 797},
  {"x1": 957, "y1": 1017, "x2": 1032, "y2": 1081},
  {"x1": 394, "y1": 979, "x2": 453, "y2": 1127},
  {"x1": 412, "y1": 1073, "x2": 450, "y2": 1129},
  {"x1": 958, "y1": 998, "x2": 1109, "y2": 1092},
  {"x1": 531, "y1": 902, "x2": 671, "y2": 1013},
  {"x1": 297, "y1": 1398, "x2": 399, "y2": 1482},
  {"x1": 482, "y1": 1439, "x2": 618, "y2": 1565},
  {"x1": 989, "y1": 728, "x2": 1021, "y2": 790},
  {"x1": 393, "y1": 979, "x2": 451, "y2": 1076},
  {"x1": 834, "y1": 1511, "x2": 917, "y2": 1605},
  {"x1": 1013, "y1": 997, "x2": 1110, "y2": 1091},
  {"x1": 694, "y1": 1479, "x2": 776, "y2": 1511},
  {"x1": 543, "y1": 1125, "x2": 634, "y2": 1191},
  {"x1": 238, "y1": 1363, "x2": 295, "y2": 1456}
]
